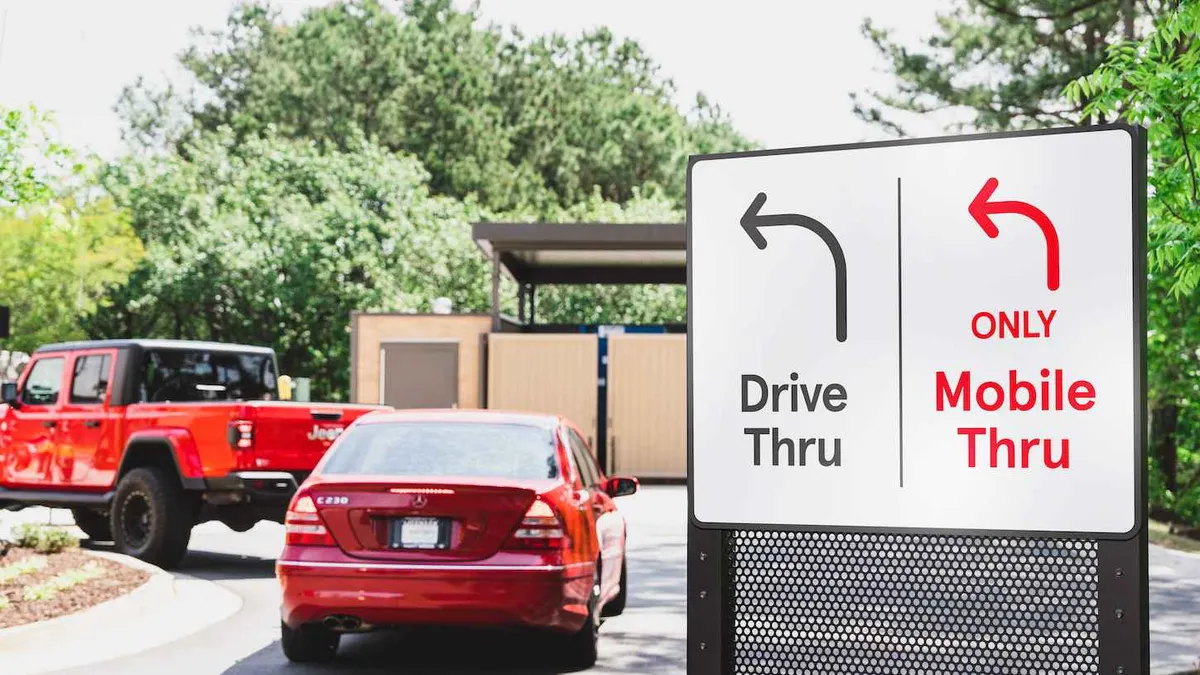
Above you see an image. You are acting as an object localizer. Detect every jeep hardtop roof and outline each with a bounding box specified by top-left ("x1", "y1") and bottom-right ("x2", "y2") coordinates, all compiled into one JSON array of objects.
[{"x1": 34, "y1": 339, "x2": 275, "y2": 355}]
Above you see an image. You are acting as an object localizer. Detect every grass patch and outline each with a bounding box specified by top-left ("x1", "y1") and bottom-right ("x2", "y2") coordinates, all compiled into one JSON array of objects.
[
  {"x1": 1149, "y1": 519, "x2": 1200, "y2": 554},
  {"x1": 0, "y1": 556, "x2": 48, "y2": 583},
  {"x1": 21, "y1": 561, "x2": 104, "y2": 602},
  {"x1": 0, "y1": 596, "x2": 8, "y2": 610}
]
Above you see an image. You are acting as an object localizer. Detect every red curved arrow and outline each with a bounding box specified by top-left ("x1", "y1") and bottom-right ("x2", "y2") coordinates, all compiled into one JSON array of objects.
[{"x1": 968, "y1": 177, "x2": 1060, "y2": 291}]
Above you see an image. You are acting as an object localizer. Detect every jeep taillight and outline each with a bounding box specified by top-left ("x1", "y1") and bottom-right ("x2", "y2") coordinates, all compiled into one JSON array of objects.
[
  {"x1": 284, "y1": 494, "x2": 335, "y2": 547},
  {"x1": 503, "y1": 498, "x2": 567, "y2": 550},
  {"x1": 227, "y1": 420, "x2": 254, "y2": 451}
]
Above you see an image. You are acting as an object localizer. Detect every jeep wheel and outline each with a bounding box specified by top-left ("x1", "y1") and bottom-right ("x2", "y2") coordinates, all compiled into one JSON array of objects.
[
  {"x1": 111, "y1": 467, "x2": 197, "y2": 569},
  {"x1": 71, "y1": 508, "x2": 113, "y2": 542}
]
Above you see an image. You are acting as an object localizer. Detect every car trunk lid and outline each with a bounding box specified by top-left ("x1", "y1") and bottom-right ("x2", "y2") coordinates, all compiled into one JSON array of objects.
[{"x1": 308, "y1": 477, "x2": 556, "y2": 562}]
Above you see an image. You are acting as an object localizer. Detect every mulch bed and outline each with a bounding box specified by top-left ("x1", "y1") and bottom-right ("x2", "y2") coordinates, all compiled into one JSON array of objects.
[{"x1": 0, "y1": 548, "x2": 150, "y2": 629}]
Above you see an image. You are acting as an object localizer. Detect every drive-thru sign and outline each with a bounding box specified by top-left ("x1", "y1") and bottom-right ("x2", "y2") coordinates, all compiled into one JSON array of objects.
[
  {"x1": 687, "y1": 125, "x2": 1147, "y2": 675},
  {"x1": 686, "y1": 123, "x2": 1142, "y2": 667},
  {"x1": 690, "y1": 125, "x2": 1142, "y2": 535}
]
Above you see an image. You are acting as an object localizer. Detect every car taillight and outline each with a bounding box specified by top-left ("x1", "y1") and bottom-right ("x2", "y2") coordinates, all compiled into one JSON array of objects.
[
  {"x1": 227, "y1": 420, "x2": 254, "y2": 451},
  {"x1": 285, "y1": 494, "x2": 335, "y2": 546},
  {"x1": 504, "y1": 498, "x2": 567, "y2": 550}
]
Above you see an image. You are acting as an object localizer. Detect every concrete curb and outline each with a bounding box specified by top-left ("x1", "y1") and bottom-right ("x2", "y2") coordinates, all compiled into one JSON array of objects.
[{"x1": 0, "y1": 550, "x2": 243, "y2": 675}]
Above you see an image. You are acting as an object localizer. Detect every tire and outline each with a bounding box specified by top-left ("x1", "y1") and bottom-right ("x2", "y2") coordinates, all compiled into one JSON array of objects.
[
  {"x1": 110, "y1": 467, "x2": 197, "y2": 569},
  {"x1": 602, "y1": 558, "x2": 627, "y2": 618},
  {"x1": 560, "y1": 569, "x2": 601, "y2": 670},
  {"x1": 280, "y1": 621, "x2": 340, "y2": 663},
  {"x1": 71, "y1": 508, "x2": 113, "y2": 542}
]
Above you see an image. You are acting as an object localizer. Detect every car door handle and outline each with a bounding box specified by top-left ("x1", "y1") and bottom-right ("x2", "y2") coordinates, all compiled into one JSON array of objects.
[
  {"x1": 84, "y1": 420, "x2": 101, "y2": 429},
  {"x1": 41, "y1": 421, "x2": 56, "y2": 429}
]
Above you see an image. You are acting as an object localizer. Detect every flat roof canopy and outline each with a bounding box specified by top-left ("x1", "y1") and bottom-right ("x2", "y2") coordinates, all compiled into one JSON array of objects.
[{"x1": 473, "y1": 222, "x2": 686, "y2": 285}]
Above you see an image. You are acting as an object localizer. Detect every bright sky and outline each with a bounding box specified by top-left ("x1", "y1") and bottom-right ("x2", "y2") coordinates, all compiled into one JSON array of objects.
[{"x1": 0, "y1": 0, "x2": 951, "y2": 159}]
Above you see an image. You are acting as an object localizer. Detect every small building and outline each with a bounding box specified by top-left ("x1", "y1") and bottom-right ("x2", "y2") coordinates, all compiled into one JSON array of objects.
[{"x1": 349, "y1": 222, "x2": 686, "y2": 479}]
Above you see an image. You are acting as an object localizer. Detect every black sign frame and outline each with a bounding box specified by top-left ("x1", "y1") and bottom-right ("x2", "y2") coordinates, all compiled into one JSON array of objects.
[{"x1": 686, "y1": 124, "x2": 1149, "y2": 675}]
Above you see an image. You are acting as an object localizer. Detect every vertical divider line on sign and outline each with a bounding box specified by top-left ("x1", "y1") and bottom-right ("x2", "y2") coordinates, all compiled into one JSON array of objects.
[{"x1": 897, "y1": 176, "x2": 905, "y2": 489}]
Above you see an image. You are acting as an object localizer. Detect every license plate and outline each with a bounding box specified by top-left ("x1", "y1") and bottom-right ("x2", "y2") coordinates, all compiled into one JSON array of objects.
[{"x1": 390, "y1": 517, "x2": 445, "y2": 549}]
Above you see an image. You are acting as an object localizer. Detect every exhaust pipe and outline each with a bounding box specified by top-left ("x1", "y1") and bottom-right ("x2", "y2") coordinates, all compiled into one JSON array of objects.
[{"x1": 322, "y1": 614, "x2": 365, "y2": 632}]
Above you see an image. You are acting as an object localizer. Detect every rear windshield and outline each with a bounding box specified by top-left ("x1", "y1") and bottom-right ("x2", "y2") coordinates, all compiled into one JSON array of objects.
[
  {"x1": 321, "y1": 422, "x2": 559, "y2": 480},
  {"x1": 139, "y1": 349, "x2": 277, "y2": 403}
]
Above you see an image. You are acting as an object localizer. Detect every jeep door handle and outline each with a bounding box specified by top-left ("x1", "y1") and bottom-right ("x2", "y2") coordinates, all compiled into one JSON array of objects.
[
  {"x1": 83, "y1": 420, "x2": 101, "y2": 429},
  {"x1": 41, "y1": 421, "x2": 56, "y2": 428}
]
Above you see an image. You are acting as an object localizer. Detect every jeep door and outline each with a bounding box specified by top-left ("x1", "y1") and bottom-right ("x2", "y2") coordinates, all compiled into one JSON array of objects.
[
  {"x1": 58, "y1": 350, "x2": 118, "y2": 487},
  {"x1": 5, "y1": 354, "x2": 67, "y2": 486}
]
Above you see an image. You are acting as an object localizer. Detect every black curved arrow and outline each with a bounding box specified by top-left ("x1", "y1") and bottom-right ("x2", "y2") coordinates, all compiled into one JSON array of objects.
[{"x1": 740, "y1": 192, "x2": 847, "y2": 342}]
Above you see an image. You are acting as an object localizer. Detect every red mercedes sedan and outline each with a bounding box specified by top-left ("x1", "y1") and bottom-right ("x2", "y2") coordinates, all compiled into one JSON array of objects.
[{"x1": 275, "y1": 409, "x2": 639, "y2": 667}]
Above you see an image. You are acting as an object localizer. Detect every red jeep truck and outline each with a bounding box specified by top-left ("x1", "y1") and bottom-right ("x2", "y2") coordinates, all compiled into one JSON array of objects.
[{"x1": 0, "y1": 339, "x2": 385, "y2": 568}]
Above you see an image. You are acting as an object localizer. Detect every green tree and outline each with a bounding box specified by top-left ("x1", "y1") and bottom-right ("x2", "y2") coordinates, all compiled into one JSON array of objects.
[
  {"x1": 119, "y1": 0, "x2": 751, "y2": 211},
  {"x1": 0, "y1": 105, "x2": 72, "y2": 207},
  {"x1": 1067, "y1": 1, "x2": 1200, "y2": 525},
  {"x1": 0, "y1": 198, "x2": 144, "y2": 354},
  {"x1": 90, "y1": 129, "x2": 491, "y2": 400},
  {"x1": 854, "y1": 0, "x2": 1174, "y2": 135}
]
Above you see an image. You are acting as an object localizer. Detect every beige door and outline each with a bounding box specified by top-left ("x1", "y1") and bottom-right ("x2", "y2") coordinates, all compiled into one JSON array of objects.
[
  {"x1": 486, "y1": 334, "x2": 599, "y2": 445},
  {"x1": 380, "y1": 340, "x2": 459, "y2": 409},
  {"x1": 606, "y1": 334, "x2": 687, "y2": 478}
]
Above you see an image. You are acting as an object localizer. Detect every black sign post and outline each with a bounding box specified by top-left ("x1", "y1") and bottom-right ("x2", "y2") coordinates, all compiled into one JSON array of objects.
[
  {"x1": 0, "y1": 305, "x2": 9, "y2": 339},
  {"x1": 687, "y1": 126, "x2": 1148, "y2": 674}
]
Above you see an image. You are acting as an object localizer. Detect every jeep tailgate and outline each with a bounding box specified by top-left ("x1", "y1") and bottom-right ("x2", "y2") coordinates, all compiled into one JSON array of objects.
[{"x1": 242, "y1": 403, "x2": 386, "y2": 472}]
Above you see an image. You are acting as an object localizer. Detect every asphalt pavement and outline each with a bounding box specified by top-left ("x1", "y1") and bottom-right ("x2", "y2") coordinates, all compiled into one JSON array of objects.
[{"x1": 32, "y1": 486, "x2": 1200, "y2": 674}]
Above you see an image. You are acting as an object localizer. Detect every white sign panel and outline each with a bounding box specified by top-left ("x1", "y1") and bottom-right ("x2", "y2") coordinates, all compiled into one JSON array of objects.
[{"x1": 689, "y1": 126, "x2": 1141, "y2": 535}]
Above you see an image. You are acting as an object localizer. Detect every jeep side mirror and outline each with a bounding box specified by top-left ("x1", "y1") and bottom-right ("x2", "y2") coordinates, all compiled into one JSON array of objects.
[
  {"x1": 605, "y1": 476, "x2": 639, "y2": 498},
  {"x1": 1, "y1": 382, "x2": 19, "y2": 407}
]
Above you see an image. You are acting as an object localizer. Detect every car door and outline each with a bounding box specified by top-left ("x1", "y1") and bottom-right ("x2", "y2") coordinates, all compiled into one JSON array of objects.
[
  {"x1": 565, "y1": 425, "x2": 624, "y2": 598},
  {"x1": 57, "y1": 350, "x2": 116, "y2": 486},
  {"x1": 4, "y1": 355, "x2": 67, "y2": 487}
]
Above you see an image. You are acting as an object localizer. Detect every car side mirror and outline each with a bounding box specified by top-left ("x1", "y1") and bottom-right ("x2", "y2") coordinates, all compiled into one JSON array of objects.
[
  {"x1": 1, "y1": 382, "x2": 19, "y2": 408},
  {"x1": 606, "y1": 476, "x2": 639, "y2": 498}
]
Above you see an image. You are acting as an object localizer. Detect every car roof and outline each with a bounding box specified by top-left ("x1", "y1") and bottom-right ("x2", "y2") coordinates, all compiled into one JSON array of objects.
[
  {"x1": 356, "y1": 408, "x2": 563, "y2": 429},
  {"x1": 34, "y1": 339, "x2": 275, "y2": 355}
]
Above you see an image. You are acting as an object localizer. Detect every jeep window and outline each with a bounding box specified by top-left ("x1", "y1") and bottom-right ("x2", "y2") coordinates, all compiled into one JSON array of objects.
[
  {"x1": 70, "y1": 355, "x2": 113, "y2": 405},
  {"x1": 322, "y1": 422, "x2": 559, "y2": 480},
  {"x1": 22, "y1": 357, "x2": 65, "y2": 406},
  {"x1": 140, "y1": 350, "x2": 278, "y2": 402}
]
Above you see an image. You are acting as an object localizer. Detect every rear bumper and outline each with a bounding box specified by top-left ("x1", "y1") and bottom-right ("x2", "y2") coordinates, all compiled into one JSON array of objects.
[
  {"x1": 277, "y1": 554, "x2": 594, "y2": 633},
  {"x1": 204, "y1": 471, "x2": 300, "y2": 503}
]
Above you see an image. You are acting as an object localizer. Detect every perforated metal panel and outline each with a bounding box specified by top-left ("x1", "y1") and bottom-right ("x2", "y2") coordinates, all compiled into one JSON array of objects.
[{"x1": 726, "y1": 530, "x2": 1100, "y2": 674}]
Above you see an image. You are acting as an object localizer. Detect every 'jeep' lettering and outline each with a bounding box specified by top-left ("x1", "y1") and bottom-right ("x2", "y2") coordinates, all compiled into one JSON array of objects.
[{"x1": 307, "y1": 425, "x2": 344, "y2": 442}]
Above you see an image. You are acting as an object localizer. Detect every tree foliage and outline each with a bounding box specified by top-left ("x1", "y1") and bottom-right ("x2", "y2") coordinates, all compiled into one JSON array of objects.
[
  {"x1": 1, "y1": 107, "x2": 138, "y2": 361},
  {"x1": 88, "y1": 129, "x2": 491, "y2": 400},
  {"x1": 854, "y1": 0, "x2": 1175, "y2": 135},
  {"x1": 121, "y1": 0, "x2": 752, "y2": 212},
  {"x1": 0, "y1": 106, "x2": 72, "y2": 208},
  {"x1": 0, "y1": 198, "x2": 144, "y2": 355},
  {"x1": 89, "y1": 0, "x2": 733, "y2": 400},
  {"x1": 1066, "y1": 1, "x2": 1200, "y2": 525}
]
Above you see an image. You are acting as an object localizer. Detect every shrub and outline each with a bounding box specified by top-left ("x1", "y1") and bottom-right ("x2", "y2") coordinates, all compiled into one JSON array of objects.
[
  {"x1": 11, "y1": 524, "x2": 42, "y2": 549},
  {"x1": 35, "y1": 527, "x2": 79, "y2": 554},
  {"x1": 10, "y1": 524, "x2": 79, "y2": 553}
]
